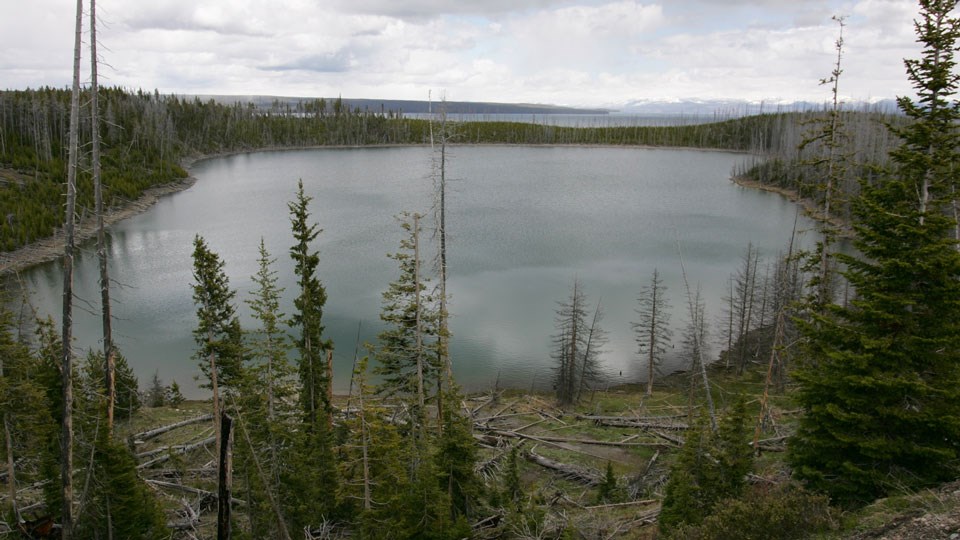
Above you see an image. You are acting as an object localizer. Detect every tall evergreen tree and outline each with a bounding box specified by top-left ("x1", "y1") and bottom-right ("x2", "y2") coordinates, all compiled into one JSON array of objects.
[
  {"x1": 285, "y1": 181, "x2": 340, "y2": 530},
  {"x1": 191, "y1": 235, "x2": 244, "y2": 457},
  {"x1": 288, "y1": 179, "x2": 332, "y2": 425},
  {"x1": 373, "y1": 213, "x2": 439, "y2": 425},
  {"x1": 790, "y1": 0, "x2": 960, "y2": 505}
]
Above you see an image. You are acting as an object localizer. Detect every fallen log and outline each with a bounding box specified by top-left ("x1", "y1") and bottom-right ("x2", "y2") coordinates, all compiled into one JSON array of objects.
[
  {"x1": 491, "y1": 429, "x2": 675, "y2": 449},
  {"x1": 525, "y1": 449, "x2": 602, "y2": 486},
  {"x1": 146, "y1": 479, "x2": 245, "y2": 507},
  {"x1": 137, "y1": 436, "x2": 216, "y2": 469},
  {"x1": 584, "y1": 498, "x2": 657, "y2": 510},
  {"x1": 575, "y1": 415, "x2": 689, "y2": 430},
  {"x1": 133, "y1": 414, "x2": 213, "y2": 443}
]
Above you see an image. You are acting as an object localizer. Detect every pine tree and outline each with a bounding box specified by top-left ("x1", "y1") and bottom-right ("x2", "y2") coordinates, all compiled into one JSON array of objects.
[
  {"x1": 373, "y1": 213, "x2": 439, "y2": 427},
  {"x1": 632, "y1": 268, "x2": 672, "y2": 396},
  {"x1": 288, "y1": 179, "x2": 332, "y2": 425},
  {"x1": 659, "y1": 400, "x2": 753, "y2": 533},
  {"x1": 144, "y1": 370, "x2": 166, "y2": 408},
  {"x1": 191, "y1": 235, "x2": 244, "y2": 459},
  {"x1": 79, "y1": 351, "x2": 141, "y2": 420},
  {"x1": 790, "y1": 0, "x2": 960, "y2": 505}
]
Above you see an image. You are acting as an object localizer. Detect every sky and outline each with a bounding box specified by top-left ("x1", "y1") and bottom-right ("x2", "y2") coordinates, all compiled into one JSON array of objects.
[{"x1": 0, "y1": 0, "x2": 925, "y2": 108}]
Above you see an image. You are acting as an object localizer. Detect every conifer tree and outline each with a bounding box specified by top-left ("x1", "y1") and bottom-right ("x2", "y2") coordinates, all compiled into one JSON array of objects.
[
  {"x1": 373, "y1": 213, "x2": 438, "y2": 425},
  {"x1": 660, "y1": 400, "x2": 753, "y2": 533},
  {"x1": 790, "y1": 0, "x2": 960, "y2": 505},
  {"x1": 288, "y1": 179, "x2": 332, "y2": 425},
  {"x1": 191, "y1": 235, "x2": 244, "y2": 456}
]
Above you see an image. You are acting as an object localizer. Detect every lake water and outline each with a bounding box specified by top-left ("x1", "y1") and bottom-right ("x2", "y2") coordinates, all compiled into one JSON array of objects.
[{"x1": 16, "y1": 146, "x2": 815, "y2": 398}]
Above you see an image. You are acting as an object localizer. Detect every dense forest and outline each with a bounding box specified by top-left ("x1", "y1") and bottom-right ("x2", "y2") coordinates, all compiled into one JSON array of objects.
[{"x1": 3, "y1": 0, "x2": 960, "y2": 538}]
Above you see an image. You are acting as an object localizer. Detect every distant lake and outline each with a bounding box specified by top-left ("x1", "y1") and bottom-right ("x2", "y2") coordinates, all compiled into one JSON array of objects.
[{"x1": 17, "y1": 146, "x2": 815, "y2": 397}]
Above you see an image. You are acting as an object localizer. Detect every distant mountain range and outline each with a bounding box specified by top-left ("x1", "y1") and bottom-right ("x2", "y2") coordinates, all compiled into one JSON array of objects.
[
  {"x1": 189, "y1": 94, "x2": 899, "y2": 117},
  {"x1": 614, "y1": 98, "x2": 900, "y2": 116},
  {"x1": 191, "y1": 95, "x2": 609, "y2": 115}
]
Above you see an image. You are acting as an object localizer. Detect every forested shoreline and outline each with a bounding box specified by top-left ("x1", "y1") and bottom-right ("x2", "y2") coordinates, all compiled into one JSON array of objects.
[{"x1": 0, "y1": 86, "x2": 898, "y2": 265}]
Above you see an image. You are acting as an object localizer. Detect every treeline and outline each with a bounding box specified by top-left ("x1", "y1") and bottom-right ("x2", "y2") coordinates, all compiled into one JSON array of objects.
[
  {"x1": 734, "y1": 107, "x2": 905, "y2": 223},
  {"x1": 0, "y1": 85, "x2": 904, "y2": 254}
]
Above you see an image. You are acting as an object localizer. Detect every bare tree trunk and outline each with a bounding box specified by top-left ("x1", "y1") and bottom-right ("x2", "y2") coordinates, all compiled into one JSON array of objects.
[
  {"x1": 61, "y1": 1, "x2": 83, "y2": 535},
  {"x1": 217, "y1": 412, "x2": 233, "y2": 540},
  {"x1": 676, "y1": 238, "x2": 717, "y2": 431},
  {"x1": 356, "y1": 369, "x2": 371, "y2": 511},
  {"x1": 90, "y1": 0, "x2": 115, "y2": 433},
  {"x1": 208, "y1": 325, "x2": 221, "y2": 460},
  {"x1": 5, "y1": 414, "x2": 18, "y2": 522},
  {"x1": 413, "y1": 214, "x2": 425, "y2": 417}
]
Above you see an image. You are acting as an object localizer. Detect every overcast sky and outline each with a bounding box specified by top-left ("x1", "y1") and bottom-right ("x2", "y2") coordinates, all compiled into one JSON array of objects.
[{"x1": 0, "y1": 0, "x2": 925, "y2": 107}]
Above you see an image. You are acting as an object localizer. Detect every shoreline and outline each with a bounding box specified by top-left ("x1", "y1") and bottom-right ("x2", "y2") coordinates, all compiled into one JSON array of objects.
[
  {"x1": 0, "y1": 143, "x2": 754, "y2": 276},
  {"x1": 0, "y1": 176, "x2": 197, "y2": 276},
  {"x1": 730, "y1": 175, "x2": 854, "y2": 237}
]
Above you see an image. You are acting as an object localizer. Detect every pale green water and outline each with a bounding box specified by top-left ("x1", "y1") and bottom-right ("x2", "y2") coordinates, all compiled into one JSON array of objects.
[{"x1": 18, "y1": 146, "x2": 815, "y2": 397}]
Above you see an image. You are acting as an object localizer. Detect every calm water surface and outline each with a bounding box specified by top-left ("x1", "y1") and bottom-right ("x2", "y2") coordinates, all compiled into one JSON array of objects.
[{"x1": 19, "y1": 146, "x2": 815, "y2": 397}]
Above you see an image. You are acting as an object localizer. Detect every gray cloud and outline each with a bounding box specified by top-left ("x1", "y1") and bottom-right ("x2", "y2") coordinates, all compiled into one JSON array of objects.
[
  {"x1": 262, "y1": 52, "x2": 354, "y2": 73},
  {"x1": 328, "y1": 0, "x2": 580, "y2": 19}
]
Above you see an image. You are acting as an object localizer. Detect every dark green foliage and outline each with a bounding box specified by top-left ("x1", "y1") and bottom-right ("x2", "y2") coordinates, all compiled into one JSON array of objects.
[
  {"x1": 666, "y1": 483, "x2": 833, "y2": 540},
  {"x1": 144, "y1": 370, "x2": 166, "y2": 408},
  {"x1": 75, "y1": 435, "x2": 168, "y2": 540},
  {"x1": 165, "y1": 380, "x2": 184, "y2": 406},
  {"x1": 595, "y1": 461, "x2": 623, "y2": 504},
  {"x1": 790, "y1": 0, "x2": 960, "y2": 506},
  {"x1": 503, "y1": 445, "x2": 522, "y2": 506},
  {"x1": 79, "y1": 350, "x2": 141, "y2": 420},
  {"x1": 660, "y1": 400, "x2": 754, "y2": 533},
  {"x1": 282, "y1": 420, "x2": 340, "y2": 530},
  {"x1": 191, "y1": 235, "x2": 244, "y2": 391},
  {"x1": 790, "y1": 176, "x2": 960, "y2": 503},
  {"x1": 288, "y1": 180, "x2": 332, "y2": 425},
  {"x1": 435, "y1": 398, "x2": 481, "y2": 521},
  {"x1": 372, "y1": 213, "x2": 440, "y2": 420}
]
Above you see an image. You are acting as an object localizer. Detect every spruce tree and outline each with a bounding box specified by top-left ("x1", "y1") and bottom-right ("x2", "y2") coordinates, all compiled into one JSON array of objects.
[
  {"x1": 288, "y1": 179, "x2": 332, "y2": 425},
  {"x1": 790, "y1": 0, "x2": 960, "y2": 505},
  {"x1": 285, "y1": 181, "x2": 339, "y2": 530},
  {"x1": 191, "y1": 235, "x2": 244, "y2": 459},
  {"x1": 373, "y1": 213, "x2": 439, "y2": 425}
]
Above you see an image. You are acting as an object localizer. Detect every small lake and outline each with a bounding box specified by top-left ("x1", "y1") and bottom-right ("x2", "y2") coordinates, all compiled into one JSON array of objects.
[{"x1": 17, "y1": 146, "x2": 815, "y2": 397}]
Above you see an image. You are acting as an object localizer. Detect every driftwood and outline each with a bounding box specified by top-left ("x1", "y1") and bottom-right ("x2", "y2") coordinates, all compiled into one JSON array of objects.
[
  {"x1": 525, "y1": 448, "x2": 602, "y2": 486},
  {"x1": 137, "y1": 436, "x2": 216, "y2": 469},
  {"x1": 133, "y1": 414, "x2": 213, "y2": 443}
]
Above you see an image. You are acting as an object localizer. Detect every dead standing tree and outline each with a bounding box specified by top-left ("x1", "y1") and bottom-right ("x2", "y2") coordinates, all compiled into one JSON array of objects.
[
  {"x1": 632, "y1": 269, "x2": 672, "y2": 396},
  {"x1": 61, "y1": 0, "x2": 84, "y2": 536},
  {"x1": 89, "y1": 0, "x2": 116, "y2": 433}
]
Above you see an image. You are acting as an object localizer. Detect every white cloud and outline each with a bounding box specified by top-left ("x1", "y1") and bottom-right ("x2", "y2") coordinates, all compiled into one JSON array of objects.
[{"x1": 0, "y1": 0, "x2": 933, "y2": 106}]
